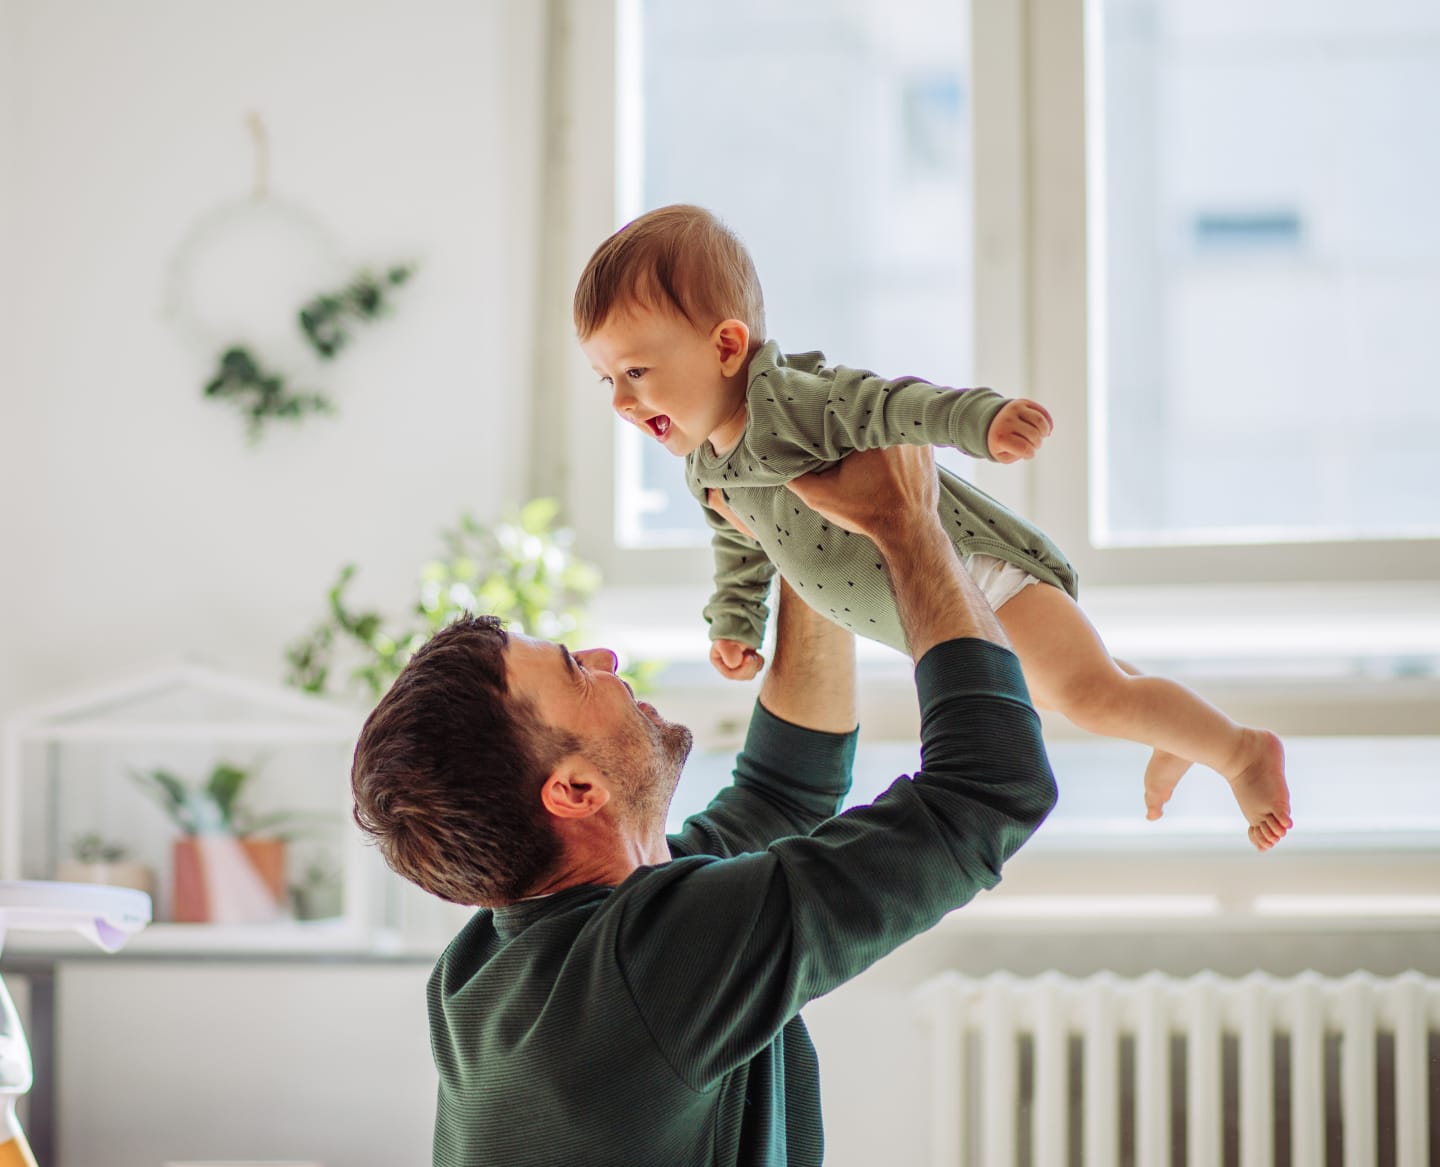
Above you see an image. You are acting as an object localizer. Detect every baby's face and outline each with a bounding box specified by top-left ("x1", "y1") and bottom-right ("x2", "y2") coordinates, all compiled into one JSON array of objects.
[{"x1": 581, "y1": 302, "x2": 747, "y2": 458}]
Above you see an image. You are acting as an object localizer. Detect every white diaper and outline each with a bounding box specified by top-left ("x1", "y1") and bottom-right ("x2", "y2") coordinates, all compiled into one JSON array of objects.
[{"x1": 964, "y1": 552, "x2": 1041, "y2": 611}]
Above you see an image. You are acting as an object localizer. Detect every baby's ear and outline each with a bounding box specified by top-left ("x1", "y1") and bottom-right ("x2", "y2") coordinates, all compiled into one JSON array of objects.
[{"x1": 711, "y1": 319, "x2": 751, "y2": 374}]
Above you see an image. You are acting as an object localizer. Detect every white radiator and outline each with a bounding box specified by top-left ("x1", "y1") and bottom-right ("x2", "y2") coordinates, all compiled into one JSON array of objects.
[{"x1": 913, "y1": 970, "x2": 1440, "y2": 1167}]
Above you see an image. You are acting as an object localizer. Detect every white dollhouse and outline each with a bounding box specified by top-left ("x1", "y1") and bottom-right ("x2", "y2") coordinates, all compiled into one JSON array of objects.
[{"x1": 0, "y1": 662, "x2": 388, "y2": 953}]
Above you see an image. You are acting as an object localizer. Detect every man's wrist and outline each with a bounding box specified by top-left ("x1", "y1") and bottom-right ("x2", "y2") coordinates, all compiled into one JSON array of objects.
[
  {"x1": 758, "y1": 578, "x2": 857, "y2": 733},
  {"x1": 880, "y1": 515, "x2": 1008, "y2": 659}
]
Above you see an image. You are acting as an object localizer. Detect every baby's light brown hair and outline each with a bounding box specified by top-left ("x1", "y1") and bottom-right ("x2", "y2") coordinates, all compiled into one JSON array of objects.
[{"x1": 573, "y1": 204, "x2": 766, "y2": 346}]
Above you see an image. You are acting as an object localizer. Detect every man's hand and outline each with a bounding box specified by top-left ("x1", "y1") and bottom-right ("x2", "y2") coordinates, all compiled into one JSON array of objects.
[
  {"x1": 784, "y1": 446, "x2": 939, "y2": 544},
  {"x1": 711, "y1": 637, "x2": 764, "y2": 681},
  {"x1": 787, "y1": 447, "x2": 1008, "y2": 660},
  {"x1": 987, "y1": 399, "x2": 1053, "y2": 463}
]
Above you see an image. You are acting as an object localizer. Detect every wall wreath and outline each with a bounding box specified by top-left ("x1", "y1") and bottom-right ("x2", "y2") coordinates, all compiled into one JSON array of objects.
[{"x1": 162, "y1": 113, "x2": 413, "y2": 441}]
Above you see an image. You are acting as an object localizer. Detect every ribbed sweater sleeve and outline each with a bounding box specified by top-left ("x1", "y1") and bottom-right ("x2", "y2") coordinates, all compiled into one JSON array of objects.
[
  {"x1": 667, "y1": 698, "x2": 858, "y2": 860},
  {"x1": 612, "y1": 638, "x2": 1056, "y2": 1090}
]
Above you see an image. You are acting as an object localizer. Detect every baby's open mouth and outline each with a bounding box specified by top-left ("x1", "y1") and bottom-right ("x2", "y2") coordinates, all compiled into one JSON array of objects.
[{"x1": 646, "y1": 415, "x2": 672, "y2": 439}]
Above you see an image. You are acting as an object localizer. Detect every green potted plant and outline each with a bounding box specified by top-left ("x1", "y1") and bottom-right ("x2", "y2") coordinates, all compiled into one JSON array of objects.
[
  {"x1": 56, "y1": 833, "x2": 156, "y2": 902},
  {"x1": 131, "y1": 760, "x2": 324, "y2": 924},
  {"x1": 287, "y1": 498, "x2": 662, "y2": 701}
]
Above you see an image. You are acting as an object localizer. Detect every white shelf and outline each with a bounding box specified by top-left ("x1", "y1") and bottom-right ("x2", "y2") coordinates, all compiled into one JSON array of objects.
[{"x1": 1, "y1": 918, "x2": 400, "y2": 959}]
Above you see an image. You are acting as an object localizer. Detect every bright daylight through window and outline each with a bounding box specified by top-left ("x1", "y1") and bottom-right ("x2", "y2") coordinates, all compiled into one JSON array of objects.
[
  {"x1": 1094, "y1": 0, "x2": 1440, "y2": 547},
  {"x1": 617, "y1": 0, "x2": 973, "y2": 548}
]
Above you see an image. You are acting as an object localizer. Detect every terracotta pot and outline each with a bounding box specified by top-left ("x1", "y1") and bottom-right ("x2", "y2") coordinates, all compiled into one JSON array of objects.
[{"x1": 171, "y1": 836, "x2": 287, "y2": 924}]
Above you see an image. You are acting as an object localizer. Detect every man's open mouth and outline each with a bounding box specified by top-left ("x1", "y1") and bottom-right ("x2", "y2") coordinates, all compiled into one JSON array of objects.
[{"x1": 646, "y1": 415, "x2": 672, "y2": 439}]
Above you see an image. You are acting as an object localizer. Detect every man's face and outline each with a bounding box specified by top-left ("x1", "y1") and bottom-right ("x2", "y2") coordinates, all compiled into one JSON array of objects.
[
  {"x1": 504, "y1": 635, "x2": 692, "y2": 825},
  {"x1": 580, "y1": 302, "x2": 745, "y2": 458}
]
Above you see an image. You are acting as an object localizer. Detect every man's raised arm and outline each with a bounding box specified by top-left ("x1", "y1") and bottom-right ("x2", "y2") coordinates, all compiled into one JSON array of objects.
[
  {"x1": 757, "y1": 577, "x2": 856, "y2": 734},
  {"x1": 665, "y1": 577, "x2": 860, "y2": 858},
  {"x1": 627, "y1": 447, "x2": 1056, "y2": 1091}
]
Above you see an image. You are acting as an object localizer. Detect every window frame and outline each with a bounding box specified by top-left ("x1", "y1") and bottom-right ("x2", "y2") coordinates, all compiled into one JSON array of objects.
[
  {"x1": 555, "y1": 0, "x2": 711, "y2": 589},
  {"x1": 559, "y1": 0, "x2": 1440, "y2": 591},
  {"x1": 1013, "y1": 0, "x2": 1440, "y2": 587}
]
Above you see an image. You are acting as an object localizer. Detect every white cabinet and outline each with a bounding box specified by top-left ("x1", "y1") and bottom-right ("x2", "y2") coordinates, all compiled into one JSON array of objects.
[{"x1": 57, "y1": 959, "x2": 437, "y2": 1167}]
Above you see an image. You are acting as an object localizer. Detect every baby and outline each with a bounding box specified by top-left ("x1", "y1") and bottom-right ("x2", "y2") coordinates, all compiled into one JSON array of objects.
[{"x1": 574, "y1": 204, "x2": 1291, "y2": 851}]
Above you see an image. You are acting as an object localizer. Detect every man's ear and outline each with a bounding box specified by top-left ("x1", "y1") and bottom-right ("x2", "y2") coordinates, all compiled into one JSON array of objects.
[
  {"x1": 711, "y1": 318, "x2": 751, "y2": 376},
  {"x1": 539, "y1": 757, "x2": 611, "y2": 821}
]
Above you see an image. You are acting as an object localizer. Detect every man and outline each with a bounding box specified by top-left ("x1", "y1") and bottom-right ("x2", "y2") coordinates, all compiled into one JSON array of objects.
[{"x1": 351, "y1": 446, "x2": 1057, "y2": 1166}]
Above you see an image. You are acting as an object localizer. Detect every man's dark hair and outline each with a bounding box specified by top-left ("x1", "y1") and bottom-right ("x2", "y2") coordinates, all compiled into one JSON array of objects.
[{"x1": 350, "y1": 615, "x2": 577, "y2": 907}]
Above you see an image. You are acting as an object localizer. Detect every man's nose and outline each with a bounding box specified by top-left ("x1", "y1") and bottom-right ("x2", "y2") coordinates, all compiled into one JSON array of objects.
[
  {"x1": 611, "y1": 385, "x2": 634, "y2": 415},
  {"x1": 576, "y1": 648, "x2": 619, "y2": 674}
]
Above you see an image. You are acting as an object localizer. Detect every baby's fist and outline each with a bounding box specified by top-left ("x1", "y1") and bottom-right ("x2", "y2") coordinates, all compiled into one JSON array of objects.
[
  {"x1": 711, "y1": 638, "x2": 764, "y2": 681},
  {"x1": 987, "y1": 399, "x2": 1053, "y2": 463}
]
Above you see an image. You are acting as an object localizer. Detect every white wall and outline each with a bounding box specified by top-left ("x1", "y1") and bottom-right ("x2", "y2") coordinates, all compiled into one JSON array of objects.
[
  {"x1": 0, "y1": 0, "x2": 547, "y2": 715},
  {"x1": 0, "y1": 5, "x2": 548, "y2": 1160},
  {"x1": 0, "y1": 0, "x2": 25, "y2": 682}
]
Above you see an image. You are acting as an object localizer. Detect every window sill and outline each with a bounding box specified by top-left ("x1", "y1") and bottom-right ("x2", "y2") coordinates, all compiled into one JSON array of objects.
[
  {"x1": 592, "y1": 578, "x2": 1440, "y2": 665},
  {"x1": 592, "y1": 579, "x2": 1440, "y2": 744}
]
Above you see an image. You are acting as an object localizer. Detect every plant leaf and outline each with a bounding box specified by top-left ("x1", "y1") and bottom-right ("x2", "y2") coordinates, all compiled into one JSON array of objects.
[
  {"x1": 130, "y1": 768, "x2": 198, "y2": 834},
  {"x1": 205, "y1": 762, "x2": 251, "y2": 824},
  {"x1": 518, "y1": 497, "x2": 560, "y2": 536}
]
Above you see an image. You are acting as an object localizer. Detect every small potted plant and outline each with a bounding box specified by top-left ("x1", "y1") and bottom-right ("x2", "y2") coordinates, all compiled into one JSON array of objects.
[
  {"x1": 131, "y1": 760, "x2": 322, "y2": 924},
  {"x1": 290, "y1": 850, "x2": 344, "y2": 922},
  {"x1": 56, "y1": 832, "x2": 156, "y2": 902}
]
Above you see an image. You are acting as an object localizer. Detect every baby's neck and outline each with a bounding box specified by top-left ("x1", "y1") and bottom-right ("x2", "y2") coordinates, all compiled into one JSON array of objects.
[{"x1": 707, "y1": 402, "x2": 749, "y2": 457}]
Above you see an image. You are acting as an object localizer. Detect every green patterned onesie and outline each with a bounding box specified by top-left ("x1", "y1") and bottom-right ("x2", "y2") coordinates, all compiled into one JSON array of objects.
[{"x1": 685, "y1": 341, "x2": 1078, "y2": 653}]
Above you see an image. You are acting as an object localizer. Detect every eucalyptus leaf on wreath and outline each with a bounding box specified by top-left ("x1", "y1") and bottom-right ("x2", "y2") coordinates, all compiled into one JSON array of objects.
[
  {"x1": 299, "y1": 264, "x2": 414, "y2": 359},
  {"x1": 204, "y1": 346, "x2": 334, "y2": 442},
  {"x1": 199, "y1": 262, "x2": 415, "y2": 441},
  {"x1": 286, "y1": 500, "x2": 663, "y2": 701}
]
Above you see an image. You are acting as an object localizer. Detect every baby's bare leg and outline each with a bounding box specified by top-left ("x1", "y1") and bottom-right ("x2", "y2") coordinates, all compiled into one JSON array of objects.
[
  {"x1": 1115, "y1": 659, "x2": 1192, "y2": 821},
  {"x1": 997, "y1": 584, "x2": 1292, "y2": 851}
]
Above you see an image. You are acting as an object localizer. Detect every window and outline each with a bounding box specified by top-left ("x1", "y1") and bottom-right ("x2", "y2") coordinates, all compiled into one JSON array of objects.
[
  {"x1": 1095, "y1": 0, "x2": 1440, "y2": 548},
  {"x1": 562, "y1": 0, "x2": 1439, "y2": 591},
  {"x1": 1017, "y1": 0, "x2": 1440, "y2": 586},
  {"x1": 613, "y1": 0, "x2": 975, "y2": 549}
]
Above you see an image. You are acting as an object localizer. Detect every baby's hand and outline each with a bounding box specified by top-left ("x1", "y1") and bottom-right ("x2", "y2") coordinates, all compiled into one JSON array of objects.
[
  {"x1": 711, "y1": 638, "x2": 764, "y2": 681},
  {"x1": 987, "y1": 399, "x2": 1053, "y2": 463}
]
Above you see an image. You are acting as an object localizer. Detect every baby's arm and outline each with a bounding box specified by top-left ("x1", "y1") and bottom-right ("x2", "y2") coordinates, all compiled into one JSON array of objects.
[
  {"x1": 806, "y1": 365, "x2": 1045, "y2": 463},
  {"x1": 700, "y1": 491, "x2": 777, "y2": 679}
]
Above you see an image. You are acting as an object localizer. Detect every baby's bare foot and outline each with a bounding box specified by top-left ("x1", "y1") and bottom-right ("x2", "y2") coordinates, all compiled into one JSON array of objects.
[
  {"x1": 1143, "y1": 749, "x2": 1193, "y2": 821},
  {"x1": 1226, "y1": 729, "x2": 1292, "y2": 851}
]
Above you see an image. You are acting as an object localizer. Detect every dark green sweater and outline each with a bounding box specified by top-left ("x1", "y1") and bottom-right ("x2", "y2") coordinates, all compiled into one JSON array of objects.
[{"x1": 428, "y1": 639, "x2": 1056, "y2": 1166}]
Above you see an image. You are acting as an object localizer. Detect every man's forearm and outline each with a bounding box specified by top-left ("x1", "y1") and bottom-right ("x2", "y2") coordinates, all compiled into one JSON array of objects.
[
  {"x1": 871, "y1": 511, "x2": 1009, "y2": 663},
  {"x1": 757, "y1": 578, "x2": 857, "y2": 733}
]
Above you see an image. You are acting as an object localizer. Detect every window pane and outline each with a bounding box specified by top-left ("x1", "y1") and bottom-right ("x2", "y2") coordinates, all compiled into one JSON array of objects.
[
  {"x1": 1096, "y1": 0, "x2": 1440, "y2": 546},
  {"x1": 620, "y1": 0, "x2": 973, "y2": 547}
]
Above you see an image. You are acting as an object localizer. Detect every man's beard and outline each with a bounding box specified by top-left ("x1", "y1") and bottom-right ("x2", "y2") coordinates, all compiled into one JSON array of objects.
[{"x1": 590, "y1": 718, "x2": 693, "y2": 829}]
